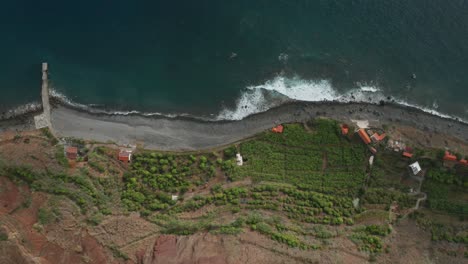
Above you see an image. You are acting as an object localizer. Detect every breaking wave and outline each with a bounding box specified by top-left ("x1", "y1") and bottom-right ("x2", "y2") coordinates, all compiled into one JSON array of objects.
[
  {"x1": 0, "y1": 102, "x2": 42, "y2": 120},
  {"x1": 217, "y1": 75, "x2": 468, "y2": 123},
  {"x1": 10, "y1": 76, "x2": 462, "y2": 125}
]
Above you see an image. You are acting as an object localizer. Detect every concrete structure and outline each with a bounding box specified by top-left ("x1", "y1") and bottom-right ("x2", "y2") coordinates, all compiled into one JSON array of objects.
[
  {"x1": 118, "y1": 150, "x2": 132, "y2": 163},
  {"x1": 34, "y1": 63, "x2": 53, "y2": 131},
  {"x1": 351, "y1": 119, "x2": 369, "y2": 129},
  {"x1": 171, "y1": 195, "x2": 179, "y2": 201},
  {"x1": 409, "y1": 162, "x2": 422, "y2": 176},
  {"x1": 236, "y1": 153, "x2": 243, "y2": 166},
  {"x1": 272, "y1": 125, "x2": 284, "y2": 133},
  {"x1": 65, "y1": 146, "x2": 78, "y2": 160},
  {"x1": 387, "y1": 139, "x2": 406, "y2": 152}
]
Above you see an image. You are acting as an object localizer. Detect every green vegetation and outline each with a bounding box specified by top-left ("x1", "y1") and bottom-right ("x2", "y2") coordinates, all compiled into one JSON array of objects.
[
  {"x1": 410, "y1": 211, "x2": 468, "y2": 243},
  {"x1": 422, "y1": 167, "x2": 468, "y2": 217},
  {"x1": 116, "y1": 120, "x2": 402, "y2": 252},
  {"x1": 55, "y1": 146, "x2": 69, "y2": 168},
  {"x1": 38, "y1": 208, "x2": 57, "y2": 225},
  {"x1": 350, "y1": 233, "x2": 383, "y2": 253},
  {"x1": 109, "y1": 244, "x2": 129, "y2": 261},
  {"x1": 350, "y1": 224, "x2": 391, "y2": 253},
  {"x1": 427, "y1": 168, "x2": 466, "y2": 186},
  {"x1": 121, "y1": 152, "x2": 220, "y2": 212},
  {"x1": 2, "y1": 118, "x2": 466, "y2": 256},
  {"x1": 41, "y1": 127, "x2": 58, "y2": 145},
  {"x1": 1, "y1": 165, "x2": 120, "y2": 217},
  {"x1": 361, "y1": 188, "x2": 416, "y2": 209},
  {"x1": 0, "y1": 231, "x2": 7, "y2": 241},
  {"x1": 227, "y1": 120, "x2": 368, "y2": 197},
  {"x1": 363, "y1": 224, "x2": 392, "y2": 237}
]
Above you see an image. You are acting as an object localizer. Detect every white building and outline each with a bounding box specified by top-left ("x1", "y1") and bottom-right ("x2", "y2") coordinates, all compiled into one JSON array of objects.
[
  {"x1": 236, "y1": 153, "x2": 243, "y2": 166},
  {"x1": 409, "y1": 161, "x2": 422, "y2": 176}
]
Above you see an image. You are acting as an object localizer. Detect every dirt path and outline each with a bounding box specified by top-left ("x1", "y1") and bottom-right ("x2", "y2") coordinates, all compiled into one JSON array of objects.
[{"x1": 414, "y1": 192, "x2": 427, "y2": 210}]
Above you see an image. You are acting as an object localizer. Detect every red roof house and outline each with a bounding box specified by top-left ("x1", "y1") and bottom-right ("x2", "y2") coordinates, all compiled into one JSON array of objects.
[
  {"x1": 65, "y1": 146, "x2": 78, "y2": 160},
  {"x1": 340, "y1": 124, "x2": 349, "y2": 135},
  {"x1": 443, "y1": 151, "x2": 457, "y2": 161},
  {"x1": 118, "y1": 150, "x2": 132, "y2": 163},
  {"x1": 459, "y1": 159, "x2": 468, "y2": 166},
  {"x1": 371, "y1": 133, "x2": 386, "y2": 142},
  {"x1": 402, "y1": 147, "x2": 413, "y2": 158},
  {"x1": 402, "y1": 152, "x2": 413, "y2": 158},
  {"x1": 358, "y1": 129, "x2": 372, "y2": 145},
  {"x1": 272, "y1": 125, "x2": 284, "y2": 133}
]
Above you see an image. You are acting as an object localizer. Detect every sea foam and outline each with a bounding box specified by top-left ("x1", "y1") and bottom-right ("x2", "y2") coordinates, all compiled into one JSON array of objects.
[
  {"x1": 217, "y1": 75, "x2": 467, "y2": 123},
  {"x1": 0, "y1": 102, "x2": 42, "y2": 120},
  {"x1": 45, "y1": 76, "x2": 468, "y2": 124}
]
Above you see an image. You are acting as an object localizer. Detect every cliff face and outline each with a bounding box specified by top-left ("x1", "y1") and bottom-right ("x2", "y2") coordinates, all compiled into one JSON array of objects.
[
  {"x1": 0, "y1": 177, "x2": 114, "y2": 264},
  {"x1": 1, "y1": 123, "x2": 466, "y2": 264}
]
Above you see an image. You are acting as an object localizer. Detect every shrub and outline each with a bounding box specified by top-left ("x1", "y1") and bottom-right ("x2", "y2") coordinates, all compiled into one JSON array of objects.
[
  {"x1": 109, "y1": 245, "x2": 129, "y2": 261},
  {"x1": 87, "y1": 213, "x2": 104, "y2": 226},
  {"x1": 6, "y1": 167, "x2": 38, "y2": 184},
  {"x1": 200, "y1": 156, "x2": 207, "y2": 163},
  {"x1": 216, "y1": 226, "x2": 243, "y2": 235},
  {"x1": 41, "y1": 128, "x2": 58, "y2": 145},
  {"x1": 38, "y1": 208, "x2": 54, "y2": 225},
  {"x1": 0, "y1": 232, "x2": 7, "y2": 241},
  {"x1": 224, "y1": 146, "x2": 237, "y2": 160},
  {"x1": 364, "y1": 225, "x2": 392, "y2": 236},
  {"x1": 246, "y1": 212, "x2": 263, "y2": 225}
]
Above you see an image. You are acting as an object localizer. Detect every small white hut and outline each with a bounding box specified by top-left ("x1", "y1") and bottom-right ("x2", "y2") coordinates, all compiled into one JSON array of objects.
[
  {"x1": 236, "y1": 153, "x2": 243, "y2": 166},
  {"x1": 409, "y1": 161, "x2": 422, "y2": 176}
]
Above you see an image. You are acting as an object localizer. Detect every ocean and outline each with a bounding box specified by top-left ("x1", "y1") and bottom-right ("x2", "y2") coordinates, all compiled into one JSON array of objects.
[{"x1": 1, "y1": 1, "x2": 467, "y2": 121}]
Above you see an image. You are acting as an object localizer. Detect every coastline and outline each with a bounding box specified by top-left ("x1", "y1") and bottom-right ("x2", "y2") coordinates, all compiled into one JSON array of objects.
[
  {"x1": 39, "y1": 101, "x2": 468, "y2": 151},
  {"x1": 0, "y1": 109, "x2": 40, "y2": 133}
]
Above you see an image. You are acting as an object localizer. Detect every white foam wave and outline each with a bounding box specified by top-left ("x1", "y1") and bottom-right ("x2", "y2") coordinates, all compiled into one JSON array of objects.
[
  {"x1": 359, "y1": 86, "x2": 380, "y2": 92},
  {"x1": 46, "y1": 79, "x2": 467, "y2": 124},
  {"x1": 217, "y1": 75, "x2": 468, "y2": 123},
  {"x1": 49, "y1": 88, "x2": 188, "y2": 119},
  {"x1": 1, "y1": 102, "x2": 42, "y2": 119}
]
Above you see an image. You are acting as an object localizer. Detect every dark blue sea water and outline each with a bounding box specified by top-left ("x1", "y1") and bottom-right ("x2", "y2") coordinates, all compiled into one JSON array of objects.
[{"x1": 1, "y1": 1, "x2": 468, "y2": 120}]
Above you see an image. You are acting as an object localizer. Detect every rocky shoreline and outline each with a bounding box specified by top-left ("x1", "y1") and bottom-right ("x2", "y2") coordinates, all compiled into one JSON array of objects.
[{"x1": 14, "y1": 101, "x2": 460, "y2": 151}]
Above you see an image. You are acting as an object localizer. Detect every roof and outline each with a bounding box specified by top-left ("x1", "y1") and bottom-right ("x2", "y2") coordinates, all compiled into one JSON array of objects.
[
  {"x1": 119, "y1": 150, "x2": 132, "y2": 157},
  {"x1": 358, "y1": 129, "x2": 371, "y2": 144},
  {"x1": 66, "y1": 146, "x2": 78, "y2": 153},
  {"x1": 409, "y1": 161, "x2": 422, "y2": 175},
  {"x1": 340, "y1": 124, "x2": 349, "y2": 135},
  {"x1": 402, "y1": 152, "x2": 413, "y2": 158},
  {"x1": 460, "y1": 159, "x2": 468, "y2": 166},
  {"x1": 371, "y1": 133, "x2": 386, "y2": 142},
  {"x1": 272, "y1": 125, "x2": 284, "y2": 133},
  {"x1": 443, "y1": 151, "x2": 457, "y2": 161},
  {"x1": 65, "y1": 146, "x2": 78, "y2": 160}
]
